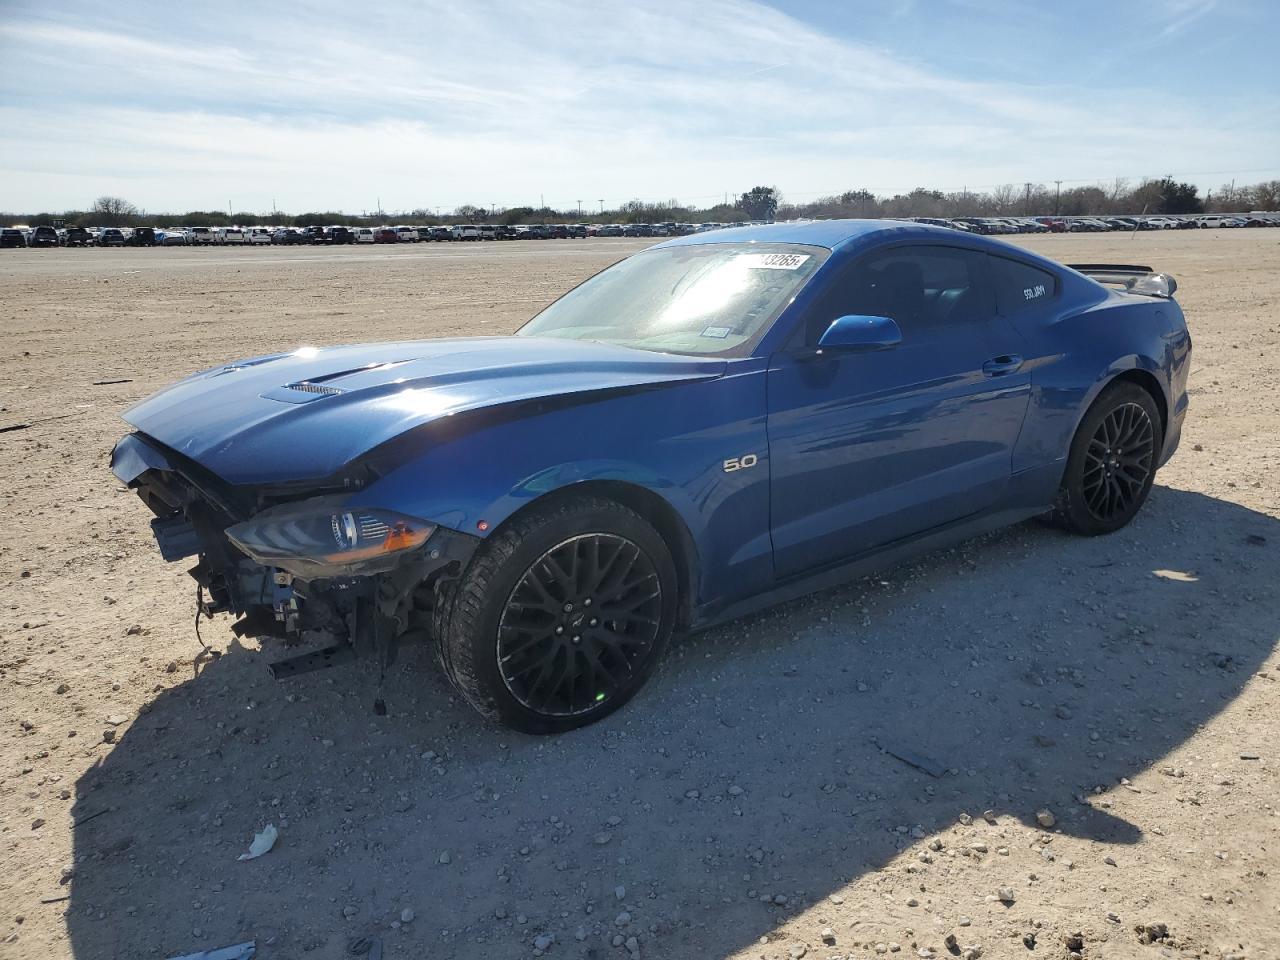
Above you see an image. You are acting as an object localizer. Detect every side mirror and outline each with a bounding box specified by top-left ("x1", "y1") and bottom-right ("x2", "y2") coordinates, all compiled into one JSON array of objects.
[{"x1": 817, "y1": 314, "x2": 902, "y2": 352}]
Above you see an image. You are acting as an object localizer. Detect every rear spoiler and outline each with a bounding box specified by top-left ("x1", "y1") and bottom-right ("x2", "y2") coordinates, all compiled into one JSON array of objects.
[{"x1": 1067, "y1": 263, "x2": 1177, "y2": 298}]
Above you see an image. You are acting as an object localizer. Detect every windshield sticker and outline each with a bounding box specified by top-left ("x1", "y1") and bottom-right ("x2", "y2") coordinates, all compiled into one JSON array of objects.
[
  {"x1": 701, "y1": 326, "x2": 732, "y2": 339},
  {"x1": 737, "y1": 252, "x2": 810, "y2": 270}
]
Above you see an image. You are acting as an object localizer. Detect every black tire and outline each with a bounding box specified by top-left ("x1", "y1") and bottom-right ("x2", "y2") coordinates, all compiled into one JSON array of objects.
[
  {"x1": 436, "y1": 497, "x2": 678, "y2": 734},
  {"x1": 1050, "y1": 381, "x2": 1162, "y2": 535}
]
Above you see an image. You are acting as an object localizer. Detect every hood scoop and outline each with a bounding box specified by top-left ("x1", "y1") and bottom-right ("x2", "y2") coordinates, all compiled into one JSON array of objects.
[{"x1": 260, "y1": 359, "x2": 416, "y2": 405}]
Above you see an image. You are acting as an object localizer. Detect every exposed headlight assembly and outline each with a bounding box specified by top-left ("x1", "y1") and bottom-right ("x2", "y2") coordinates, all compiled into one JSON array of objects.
[{"x1": 225, "y1": 495, "x2": 436, "y2": 578}]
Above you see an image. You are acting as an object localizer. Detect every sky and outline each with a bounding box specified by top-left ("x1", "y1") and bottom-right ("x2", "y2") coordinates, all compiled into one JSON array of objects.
[{"x1": 0, "y1": 0, "x2": 1276, "y2": 214}]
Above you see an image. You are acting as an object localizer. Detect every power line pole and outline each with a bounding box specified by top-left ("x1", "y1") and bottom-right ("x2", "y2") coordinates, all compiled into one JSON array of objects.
[
  {"x1": 577, "y1": 200, "x2": 582, "y2": 217},
  {"x1": 1023, "y1": 182, "x2": 1032, "y2": 214},
  {"x1": 1054, "y1": 180, "x2": 1062, "y2": 216}
]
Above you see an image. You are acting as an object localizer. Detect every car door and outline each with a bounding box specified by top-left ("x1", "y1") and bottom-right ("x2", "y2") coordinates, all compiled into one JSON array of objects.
[{"x1": 766, "y1": 243, "x2": 1031, "y2": 580}]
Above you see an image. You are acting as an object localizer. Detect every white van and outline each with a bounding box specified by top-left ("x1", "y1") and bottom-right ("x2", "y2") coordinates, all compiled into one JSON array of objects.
[{"x1": 353, "y1": 227, "x2": 375, "y2": 244}]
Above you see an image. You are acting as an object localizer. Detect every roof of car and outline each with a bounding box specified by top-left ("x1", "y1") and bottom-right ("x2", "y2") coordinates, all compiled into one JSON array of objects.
[{"x1": 656, "y1": 218, "x2": 957, "y2": 251}]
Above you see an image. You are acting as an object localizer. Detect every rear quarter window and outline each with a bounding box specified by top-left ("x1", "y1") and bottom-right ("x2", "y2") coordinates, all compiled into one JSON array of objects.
[{"x1": 991, "y1": 256, "x2": 1058, "y2": 315}]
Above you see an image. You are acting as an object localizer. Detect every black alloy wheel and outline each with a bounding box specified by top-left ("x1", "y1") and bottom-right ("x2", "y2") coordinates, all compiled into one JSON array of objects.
[
  {"x1": 496, "y1": 533, "x2": 662, "y2": 717},
  {"x1": 1080, "y1": 401, "x2": 1155, "y2": 522},
  {"x1": 436, "y1": 497, "x2": 677, "y2": 734},
  {"x1": 1051, "y1": 381, "x2": 1162, "y2": 535}
]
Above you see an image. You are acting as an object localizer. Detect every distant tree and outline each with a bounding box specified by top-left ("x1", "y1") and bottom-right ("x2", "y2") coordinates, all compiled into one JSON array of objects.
[
  {"x1": 454, "y1": 204, "x2": 485, "y2": 221},
  {"x1": 91, "y1": 196, "x2": 139, "y2": 226},
  {"x1": 988, "y1": 184, "x2": 1020, "y2": 214},
  {"x1": 501, "y1": 206, "x2": 535, "y2": 225},
  {"x1": 1057, "y1": 185, "x2": 1107, "y2": 216},
  {"x1": 738, "y1": 186, "x2": 779, "y2": 221},
  {"x1": 1251, "y1": 180, "x2": 1280, "y2": 211},
  {"x1": 834, "y1": 189, "x2": 878, "y2": 217},
  {"x1": 1135, "y1": 177, "x2": 1203, "y2": 215}
]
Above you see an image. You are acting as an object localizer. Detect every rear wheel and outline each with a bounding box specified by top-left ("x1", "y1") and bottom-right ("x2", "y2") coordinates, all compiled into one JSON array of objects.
[
  {"x1": 436, "y1": 497, "x2": 677, "y2": 734},
  {"x1": 1051, "y1": 381, "x2": 1161, "y2": 535}
]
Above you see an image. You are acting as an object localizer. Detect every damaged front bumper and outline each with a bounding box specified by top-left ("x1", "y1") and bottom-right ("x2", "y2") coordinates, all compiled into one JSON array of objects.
[{"x1": 111, "y1": 432, "x2": 479, "y2": 675}]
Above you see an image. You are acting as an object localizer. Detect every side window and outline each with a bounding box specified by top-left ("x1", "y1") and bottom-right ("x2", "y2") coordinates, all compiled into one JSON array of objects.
[
  {"x1": 990, "y1": 256, "x2": 1058, "y2": 315},
  {"x1": 798, "y1": 245, "x2": 991, "y2": 346}
]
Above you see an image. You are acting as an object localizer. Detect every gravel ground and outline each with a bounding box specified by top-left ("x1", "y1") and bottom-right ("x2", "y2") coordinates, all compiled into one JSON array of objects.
[{"x1": 0, "y1": 233, "x2": 1277, "y2": 960}]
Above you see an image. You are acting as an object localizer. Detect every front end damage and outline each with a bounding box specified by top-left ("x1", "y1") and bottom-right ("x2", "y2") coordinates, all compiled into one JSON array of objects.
[{"x1": 111, "y1": 432, "x2": 478, "y2": 685}]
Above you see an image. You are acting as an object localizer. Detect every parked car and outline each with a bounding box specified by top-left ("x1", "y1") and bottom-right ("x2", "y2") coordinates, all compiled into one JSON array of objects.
[
  {"x1": 27, "y1": 225, "x2": 59, "y2": 247},
  {"x1": 326, "y1": 226, "x2": 355, "y2": 244},
  {"x1": 1196, "y1": 215, "x2": 1243, "y2": 228},
  {"x1": 478, "y1": 225, "x2": 497, "y2": 240},
  {"x1": 302, "y1": 226, "x2": 329, "y2": 244},
  {"x1": 494, "y1": 225, "x2": 519, "y2": 240},
  {"x1": 111, "y1": 219, "x2": 1189, "y2": 733},
  {"x1": 98, "y1": 228, "x2": 126, "y2": 247},
  {"x1": 595, "y1": 224, "x2": 625, "y2": 237},
  {"x1": 246, "y1": 227, "x2": 272, "y2": 245},
  {"x1": 158, "y1": 229, "x2": 188, "y2": 246},
  {"x1": 428, "y1": 226, "x2": 453, "y2": 241},
  {"x1": 414, "y1": 227, "x2": 433, "y2": 242},
  {"x1": 215, "y1": 227, "x2": 246, "y2": 245},
  {"x1": 271, "y1": 228, "x2": 305, "y2": 245},
  {"x1": 395, "y1": 226, "x2": 419, "y2": 243},
  {"x1": 61, "y1": 226, "x2": 93, "y2": 246},
  {"x1": 353, "y1": 227, "x2": 376, "y2": 243},
  {"x1": 451, "y1": 224, "x2": 481, "y2": 241},
  {"x1": 0, "y1": 228, "x2": 26, "y2": 248},
  {"x1": 187, "y1": 226, "x2": 216, "y2": 244},
  {"x1": 373, "y1": 227, "x2": 399, "y2": 243},
  {"x1": 622, "y1": 223, "x2": 651, "y2": 237},
  {"x1": 125, "y1": 227, "x2": 158, "y2": 246}
]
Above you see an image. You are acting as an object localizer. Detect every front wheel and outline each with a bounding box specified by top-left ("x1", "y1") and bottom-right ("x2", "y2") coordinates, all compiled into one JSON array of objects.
[
  {"x1": 1050, "y1": 381, "x2": 1162, "y2": 535},
  {"x1": 436, "y1": 497, "x2": 678, "y2": 734}
]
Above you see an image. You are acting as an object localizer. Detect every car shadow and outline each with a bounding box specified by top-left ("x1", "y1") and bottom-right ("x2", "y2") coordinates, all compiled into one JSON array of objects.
[{"x1": 66, "y1": 486, "x2": 1277, "y2": 959}]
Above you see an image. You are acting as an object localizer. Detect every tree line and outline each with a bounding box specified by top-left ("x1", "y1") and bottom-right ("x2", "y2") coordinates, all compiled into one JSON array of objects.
[{"x1": 5, "y1": 176, "x2": 1278, "y2": 229}]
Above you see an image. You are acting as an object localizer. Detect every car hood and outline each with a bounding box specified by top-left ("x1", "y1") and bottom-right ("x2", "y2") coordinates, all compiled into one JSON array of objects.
[{"x1": 121, "y1": 337, "x2": 726, "y2": 484}]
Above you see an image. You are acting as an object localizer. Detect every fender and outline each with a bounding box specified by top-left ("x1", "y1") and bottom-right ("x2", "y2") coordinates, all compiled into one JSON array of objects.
[
  {"x1": 1010, "y1": 294, "x2": 1187, "y2": 479},
  {"x1": 346, "y1": 361, "x2": 775, "y2": 611}
]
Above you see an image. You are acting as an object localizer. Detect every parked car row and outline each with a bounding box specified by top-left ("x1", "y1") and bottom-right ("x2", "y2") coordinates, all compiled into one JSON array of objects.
[
  {"x1": 6, "y1": 212, "x2": 1278, "y2": 249},
  {"x1": 903, "y1": 213, "x2": 1280, "y2": 234}
]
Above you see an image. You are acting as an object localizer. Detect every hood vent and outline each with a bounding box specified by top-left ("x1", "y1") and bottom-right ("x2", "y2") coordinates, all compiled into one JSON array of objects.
[{"x1": 285, "y1": 381, "x2": 345, "y2": 397}]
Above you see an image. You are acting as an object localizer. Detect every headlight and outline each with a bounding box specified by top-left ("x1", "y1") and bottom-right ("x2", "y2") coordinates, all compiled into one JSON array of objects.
[{"x1": 225, "y1": 495, "x2": 436, "y2": 578}]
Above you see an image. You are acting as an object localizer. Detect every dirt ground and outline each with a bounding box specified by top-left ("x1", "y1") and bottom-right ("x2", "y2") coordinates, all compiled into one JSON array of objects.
[{"x1": 1, "y1": 232, "x2": 1277, "y2": 960}]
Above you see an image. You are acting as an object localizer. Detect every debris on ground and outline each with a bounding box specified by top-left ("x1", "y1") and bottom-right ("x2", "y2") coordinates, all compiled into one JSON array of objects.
[
  {"x1": 167, "y1": 942, "x2": 255, "y2": 960},
  {"x1": 877, "y1": 740, "x2": 947, "y2": 778},
  {"x1": 236, "y1": 824, "x2": 278, "y2": 861}
]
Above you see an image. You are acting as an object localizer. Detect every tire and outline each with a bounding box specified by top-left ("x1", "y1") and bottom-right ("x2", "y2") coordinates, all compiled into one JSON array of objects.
[
  {"x1": 1050, "y1": 381, "x2": 1162, "y2": 535},
  {"x1": 436, "y1": 496, "x2": 678, "y2": 734}
]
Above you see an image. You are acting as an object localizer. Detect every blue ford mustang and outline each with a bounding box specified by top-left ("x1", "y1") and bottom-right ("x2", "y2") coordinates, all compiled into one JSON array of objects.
[{"x1": 112, "y1": 220, "x2": 1190, "y2": 732}]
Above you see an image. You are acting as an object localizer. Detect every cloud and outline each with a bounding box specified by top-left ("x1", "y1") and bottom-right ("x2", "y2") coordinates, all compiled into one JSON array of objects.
[{"x1": 0, "y1": 0, "x2": 1274, "y2": 212}]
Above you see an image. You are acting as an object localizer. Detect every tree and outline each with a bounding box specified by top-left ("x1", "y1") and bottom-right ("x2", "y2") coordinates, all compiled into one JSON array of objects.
[
  {"x1": 91, "y1": 196, "x2": 139, "y2": 226},
  {"x1": 1251, "y1": 180, "x2": 1280, "y2": 212},
  {"x1": 1135, "y1": 177, "x2": 1203, "y2": 215},
  {"x1": 738, "y1": 186, "x2": 778, "y2": 221}
]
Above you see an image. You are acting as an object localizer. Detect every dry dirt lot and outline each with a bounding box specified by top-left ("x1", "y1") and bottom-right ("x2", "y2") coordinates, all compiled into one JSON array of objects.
[{"x1": 1, "y1": 232, "x2": 1277, "y2": 960}]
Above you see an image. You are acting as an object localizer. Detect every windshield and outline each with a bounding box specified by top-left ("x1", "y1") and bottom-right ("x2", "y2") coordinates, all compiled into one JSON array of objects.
[{"x1": 518, "y1": 242, "x2": 827, "y2": 356}]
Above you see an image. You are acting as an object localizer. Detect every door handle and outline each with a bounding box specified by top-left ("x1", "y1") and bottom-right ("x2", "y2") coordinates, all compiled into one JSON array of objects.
[{"x1": 982, "y1": 354, "x2": 1023, "y2": 376}]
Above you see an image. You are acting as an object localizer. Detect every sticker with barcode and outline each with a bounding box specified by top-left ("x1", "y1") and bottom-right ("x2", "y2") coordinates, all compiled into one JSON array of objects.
[{"x1": 737, "y1": 253, "x2": 810, "y2": 270}]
